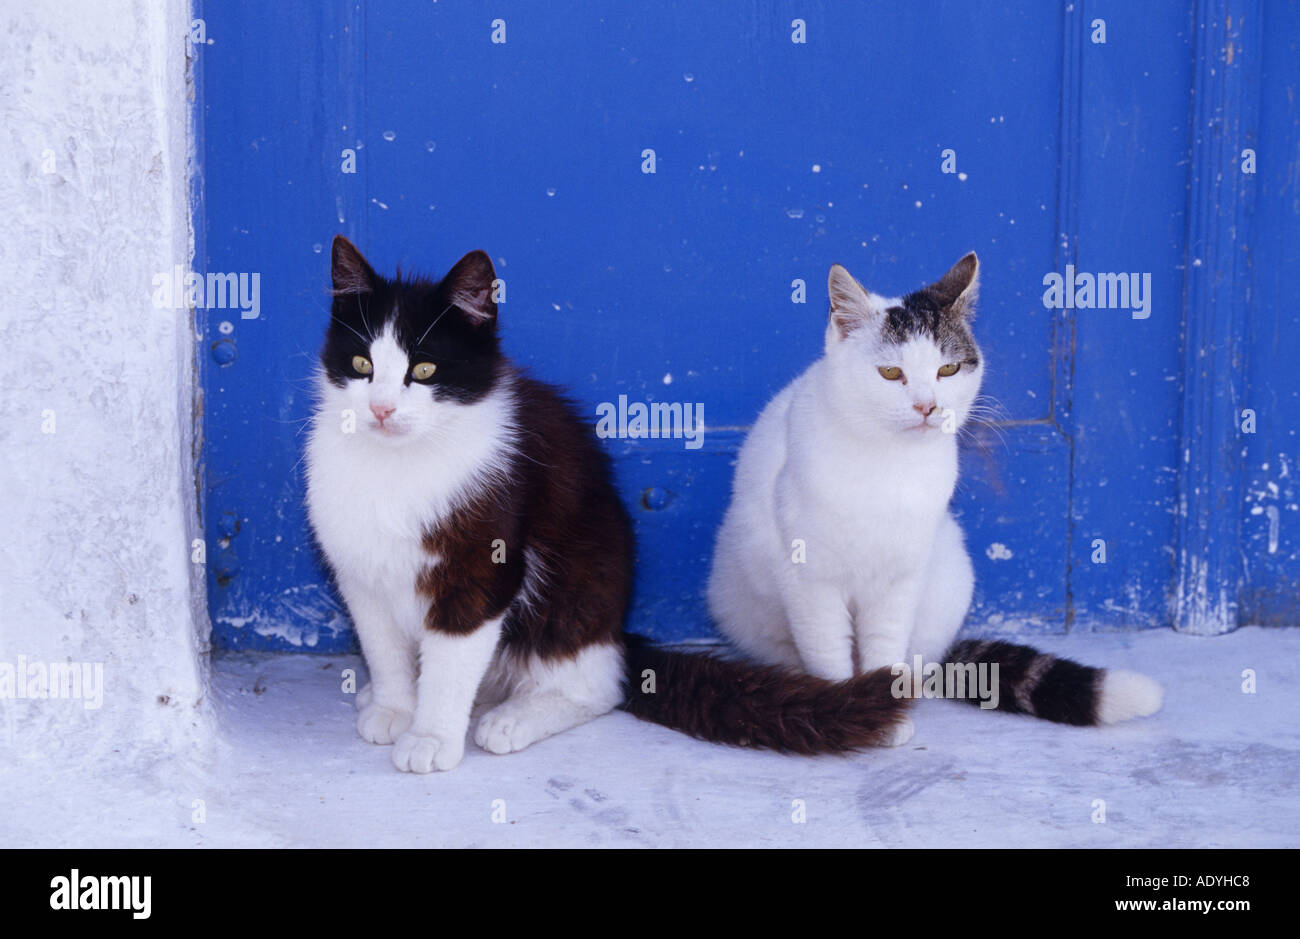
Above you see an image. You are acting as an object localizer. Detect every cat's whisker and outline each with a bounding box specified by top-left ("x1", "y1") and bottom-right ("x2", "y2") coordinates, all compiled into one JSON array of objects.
[
  {"x1": 355, "y1": 292, "x2": 375, "y2": 341},
  {"x1": 958, "y1": 394, "x2": 1013, "y2": 450},
  {"x1": 290, "y1": 451, "x2": 312, "y2": 477},
  {"x1": 265, "y1": 415, "x2": 313, "y2": 427},
  {"x1": 968, "y1": 393, "x2": 1012, "y2": 422},
  {"x1": 959, "y1": 417, "x2": 1008, "y2": 450},
  {"x1": 331, "y1": 314, "x2": 371, "y2": 346},
  {"x1": 417, "y1": 304, "x2": 456, "y2": 346}
]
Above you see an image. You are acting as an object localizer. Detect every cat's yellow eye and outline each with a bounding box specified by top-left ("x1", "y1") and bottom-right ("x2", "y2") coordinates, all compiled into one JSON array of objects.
[
  {"x1": 411, "y1": 362, "x2": 437, "y2": 381},
  {"x1": 878, "y1": 366, "x2": 904, "y2": 381},
  {"x1": 937, "y1": 363, "x2": 961, "y2": 378},
  {"x1": 351, "y1": 355, "x2": 373, "y2": 376}
]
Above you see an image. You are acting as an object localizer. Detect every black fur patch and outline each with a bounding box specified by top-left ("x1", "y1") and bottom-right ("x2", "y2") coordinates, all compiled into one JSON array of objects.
[
  {"x1": 878, "y1": 253, "x2": 981, "y2": 365},
  {"x1": 945, "y1": 638, "x2": 1102, "y2": 726},
  {"x1": 881, "y1": 291, "x2": 981, "y2": 366},
  {"x1": 323, "y1": 238, "x2": 500, "y2": 404}
]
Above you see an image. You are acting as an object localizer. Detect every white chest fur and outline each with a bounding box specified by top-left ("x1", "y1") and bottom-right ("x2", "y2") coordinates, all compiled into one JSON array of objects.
[
  {"x1": 779, "y1": 370, "x2": 958, "y2": 576},
  {"x1": 303, "y1": 381, "x2": 516, "y2": 614}
]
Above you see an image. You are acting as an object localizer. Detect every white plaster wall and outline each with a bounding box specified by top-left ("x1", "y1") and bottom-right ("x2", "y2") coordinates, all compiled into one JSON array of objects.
[{"x1": 0, "y1": 1, "x2": 211, "y2": 765}]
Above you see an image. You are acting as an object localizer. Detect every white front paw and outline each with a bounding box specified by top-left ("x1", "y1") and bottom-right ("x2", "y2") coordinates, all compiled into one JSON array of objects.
[
  {"x1": 356, "y1": 703, "x2": 412, "y2": 745},
  {"x1": 474, "y1": 706, "x2": 532, "y2": 754},
  {"x1": 392, "y1": 731, "x2": 464, "y2": 773},
  {"x1": 882, "y1": 716, "x2": 915, "y2": 747},
  {"x1": 356, "y1": 682, "x2": 374, "y2": 710}
]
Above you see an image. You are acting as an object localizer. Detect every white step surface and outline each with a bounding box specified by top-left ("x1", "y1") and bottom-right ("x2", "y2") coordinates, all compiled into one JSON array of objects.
[{"x1": 3, "y1": 626, "x2": 1297, "y2": 848}]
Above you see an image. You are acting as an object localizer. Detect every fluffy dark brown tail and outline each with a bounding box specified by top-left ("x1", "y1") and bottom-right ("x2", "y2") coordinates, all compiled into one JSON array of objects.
[
  {"x1": 945, "y1": 638, "x2": 1163, "y2": 726},
  {"x1": 621, "y1": 635, "x2": 912, "y2": 754}
]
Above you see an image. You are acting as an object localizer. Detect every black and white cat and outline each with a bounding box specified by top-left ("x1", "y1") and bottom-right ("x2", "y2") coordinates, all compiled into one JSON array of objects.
[
  {"x1": 305, "y1": 238, "x2": 910, "y2": 773},
  {"x1": 707, "y1": 254, "x2": 1164, "y2": 741}
]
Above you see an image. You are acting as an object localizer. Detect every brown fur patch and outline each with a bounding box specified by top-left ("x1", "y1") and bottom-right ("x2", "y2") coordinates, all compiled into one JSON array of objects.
[
  {"x1": 416, "y1": 371, "x2": 633, "y2": 660},
  {"x1": 623, "y1": 638, "x2": 914, "y2": 754},
  {"x1": 418, "y1": 488, "x2": 524, "y2": 635}
]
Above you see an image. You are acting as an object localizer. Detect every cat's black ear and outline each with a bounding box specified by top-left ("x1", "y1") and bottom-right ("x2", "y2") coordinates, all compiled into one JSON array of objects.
[
  {"x1": 826, "y1": 264, "x2": 881, "y2": 341},
  {"x1": 331, "y1": 235, "x2": 377, "y2": 295},
  {"x1": 441, "y1": 250, "x2": 497, "y2": 324},
  {"x1": 927, "y1": 252, "x2": 979, "y2": 318}
]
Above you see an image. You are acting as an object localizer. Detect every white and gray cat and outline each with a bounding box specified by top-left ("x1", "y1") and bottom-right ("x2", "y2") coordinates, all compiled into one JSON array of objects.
[{"x1": 708, "y1": 253, "x2": 1163, "y2": 743}]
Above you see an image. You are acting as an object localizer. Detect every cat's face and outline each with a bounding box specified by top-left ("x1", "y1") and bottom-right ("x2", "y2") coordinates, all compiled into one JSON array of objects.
[
  {"x1": 822, "y1": 253, "x2": 984, "y2": 436},
  {"x1": 317, "y1": 237, "x2": 502, "y2": 444}
]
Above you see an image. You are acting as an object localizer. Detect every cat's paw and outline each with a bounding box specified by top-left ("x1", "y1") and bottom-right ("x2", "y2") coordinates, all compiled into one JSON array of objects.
[
  {"x1": 881, "y1": 716, "x2": 915, "y2": 747},
  {"x1": 356, "y1": 703, "x2": 412, "y2": 745},
  {"x1": 473, "y1": 703, "x2": 543, "y2": 755},
  {"x1": 392, "y1": 731, "x2": 464, "y2": 773},
  {"x1": 356, "y1": 682, "x2": 374, "y2": 710}
]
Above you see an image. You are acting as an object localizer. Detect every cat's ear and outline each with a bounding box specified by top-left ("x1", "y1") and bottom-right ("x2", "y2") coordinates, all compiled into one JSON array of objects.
[
  {"x1": 927, "y1": 252, "x2": 979, "y2": 318},
  {"x1": 441, "y1": 250, "x2": 497, "y2": 324},
  {"x1": 331, "y1": 235, "x2": 377, "y2": 295},
  {"x1": 826, "y1": 264, "x2": 882, "y2": 342}
]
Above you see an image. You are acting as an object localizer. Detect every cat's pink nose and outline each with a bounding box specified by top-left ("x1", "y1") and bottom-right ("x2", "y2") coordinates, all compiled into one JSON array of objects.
[
  {"x1": 370, "y1": 403, "x2": 396, "y2": 423},
  {"x1": 914, "y1": 401, "x2": 937, "y2": 417}
]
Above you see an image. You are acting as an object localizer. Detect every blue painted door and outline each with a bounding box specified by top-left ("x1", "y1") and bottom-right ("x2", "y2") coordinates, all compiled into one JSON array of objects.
[{"x1": 196, "y1": 1, "x2": 1298, "y2": 652}]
